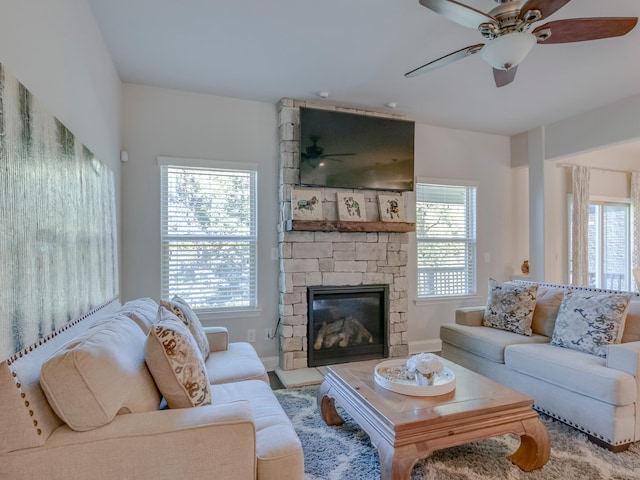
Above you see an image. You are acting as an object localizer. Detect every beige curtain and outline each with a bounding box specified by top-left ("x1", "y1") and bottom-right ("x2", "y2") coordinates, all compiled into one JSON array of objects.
[
  {"x1": 632, "y1": 172, "x2": 640, "y2": 291},
  {"x1": 571, "y1": 165, "x2": 590, "y2": 286}
]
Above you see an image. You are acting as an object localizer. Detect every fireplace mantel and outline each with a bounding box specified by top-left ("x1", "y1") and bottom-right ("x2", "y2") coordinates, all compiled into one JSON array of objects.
[{"x1": 286, "y1": 220, "x2": 415, "y2": 233}]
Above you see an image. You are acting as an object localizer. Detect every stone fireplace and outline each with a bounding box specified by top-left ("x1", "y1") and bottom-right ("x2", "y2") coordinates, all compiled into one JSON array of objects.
[{"x1": 277, "y1": 98, "x2": 412, "y2": 371}]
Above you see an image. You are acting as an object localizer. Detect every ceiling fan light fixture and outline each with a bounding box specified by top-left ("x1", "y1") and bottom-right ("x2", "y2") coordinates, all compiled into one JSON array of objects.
[{"x1": 480, "y1": 32, "x2": 537, "y2": 70}]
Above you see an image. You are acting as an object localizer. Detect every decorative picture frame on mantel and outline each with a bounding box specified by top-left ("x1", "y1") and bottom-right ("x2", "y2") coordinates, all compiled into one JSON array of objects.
[
  {"x1": 378, "y1": 194, "x2": 406, "y2": 222},
  {"x1": 292, "y1": 189, "x2": 323, "y2": 221},
  {"x1": 337, "y1": 193, "x2": 367, "y2": 221}
]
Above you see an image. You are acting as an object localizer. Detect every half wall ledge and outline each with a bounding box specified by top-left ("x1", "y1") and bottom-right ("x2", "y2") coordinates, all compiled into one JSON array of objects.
[{"x1": 286, "y1": 220, "x2": 416, "y2": 233}]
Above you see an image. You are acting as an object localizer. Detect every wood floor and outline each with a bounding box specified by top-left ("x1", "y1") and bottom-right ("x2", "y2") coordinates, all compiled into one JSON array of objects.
[{"x1": 268, "y1": 370, "x2": 285, "y2": 390}]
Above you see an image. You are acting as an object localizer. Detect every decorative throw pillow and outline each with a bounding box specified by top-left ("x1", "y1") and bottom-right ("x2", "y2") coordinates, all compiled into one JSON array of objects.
[
  {"x1": 551, "y1": 291, "x2": 632, "y2": 357},
  {"x1": 160, "y1": 297, "x2": 210, "y2": 359},
  {"x1": 483, "y1": 279, "x2": 539, "y2": 336},
  {"x1": 144, "y1": 307, "x2": 212, "y2": 408},
  {"x1": 531, "y1": 287, "x2": 565, "y2": 337},
  {"x1": 41, "y1": 315, "x2": 161, "y2": 431},
  {"x1": 119, "y1": 297, "x2": 160, "y2": 334}
]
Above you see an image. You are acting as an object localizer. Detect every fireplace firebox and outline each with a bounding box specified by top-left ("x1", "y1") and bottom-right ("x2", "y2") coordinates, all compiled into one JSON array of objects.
[{"x1": 307, "y1": 285, "x2": 389, "y2": 367}]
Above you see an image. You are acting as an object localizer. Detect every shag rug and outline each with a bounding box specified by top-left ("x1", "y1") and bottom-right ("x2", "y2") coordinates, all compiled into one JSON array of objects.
[{"x1": 274, "y1": 386, "x2": 640, "y2": 480}]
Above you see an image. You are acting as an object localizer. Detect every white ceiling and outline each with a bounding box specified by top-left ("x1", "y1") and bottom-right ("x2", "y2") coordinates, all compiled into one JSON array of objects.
[{"x1": 87, "y1": 0, "x2": 640, "y2": 137}]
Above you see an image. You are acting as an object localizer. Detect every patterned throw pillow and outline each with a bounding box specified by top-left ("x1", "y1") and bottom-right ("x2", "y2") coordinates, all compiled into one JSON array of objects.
[
  {"x1": 483, "y1": 279, "x2": 539, "y2": 336},
  {"x1": 551, "y1": 291, "x2": 632, "y2": 357},
  {"x1": 144, "y1": 307, "x2": 212, "y2": 408},
  {"x1": 160, "y1": 297, "x2": 210, "y2": 360}
]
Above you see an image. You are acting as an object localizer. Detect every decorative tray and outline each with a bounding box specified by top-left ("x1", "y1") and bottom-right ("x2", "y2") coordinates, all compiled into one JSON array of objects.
[{"x1": 374, "y1": 358, "x2": 456, "y2": 396}]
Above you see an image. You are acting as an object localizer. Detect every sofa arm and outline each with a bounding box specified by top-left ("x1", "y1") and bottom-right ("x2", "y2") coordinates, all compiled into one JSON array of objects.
[
  {"x1": 455, "y1": 307, "x2": 485, "y2": 326},
  {"x1": 607, "y1": 341, "x2": 640, "y2": 376},
  {"x1": 15, "y1": 401, "x2": 256, "y2": 479},
  {"x1": 205, "y1": 326, "x2": 229, "y2": 352}
]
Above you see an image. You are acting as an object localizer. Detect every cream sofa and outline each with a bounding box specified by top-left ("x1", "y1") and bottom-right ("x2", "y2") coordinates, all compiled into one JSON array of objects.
[
  {"x1": 0, "y1": 298, "x2": 304, "y2": 479},
  {"x1": 441, "y1": 282, "x2": 640, "y2": 452}
]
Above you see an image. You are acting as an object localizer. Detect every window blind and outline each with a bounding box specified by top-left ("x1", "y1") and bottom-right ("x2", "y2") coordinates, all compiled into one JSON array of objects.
[
  {"x1": 160, "y1": 164, "x2": 257, "y2": 310},
  {"x1": 416, "y1": 183, "x2": 477, "y2": 297}
]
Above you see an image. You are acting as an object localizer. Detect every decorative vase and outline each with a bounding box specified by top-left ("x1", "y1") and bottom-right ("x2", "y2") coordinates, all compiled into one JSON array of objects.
[{"x1": 415, "y1": 371, "x2": 435, "y2": 386}]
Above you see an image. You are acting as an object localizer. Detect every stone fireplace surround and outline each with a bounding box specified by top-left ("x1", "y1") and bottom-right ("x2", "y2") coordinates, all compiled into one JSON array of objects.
[{"x1": 277, "y1": 98, "x2": 411, "y2": 371}]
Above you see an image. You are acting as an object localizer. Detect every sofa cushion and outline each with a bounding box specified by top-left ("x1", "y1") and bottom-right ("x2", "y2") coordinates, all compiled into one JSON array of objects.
[
  {"x1": 145, "y1": 307, "x2": 212, "y2": 408},
  {"x1": 440, "y1": 323, "x2": 549, "y2": 364},
  {"x1": 483, "y1": 279, "x2": 538, "y2": 336},
  {"x1": 40, "y1": 315, "x2": 161, "y2": 432},
  {"x1": 205, "y1": 342, "x2": 269, "y2": 384},
  {"x1": 505, "y1": 343, "x2": 637, "y2": 406},
  {"x1": 531, "y1": 287, "x2": 565, "y2": 337},
  {"x1": 211, "y1": 380, "x2": 304, "y2": 480},
  {"x1": 119, "y1": 297, "x2": 159, "y2": 334},
  {"x1": 160, "y1": 297, "x2": 210, "y2": 359},
  {"x1": 551, "y1": 291, "x2": 632, "y2": 357},
  {"x1": 621, "y1": 300, "x2": 640, "y2": 343}
]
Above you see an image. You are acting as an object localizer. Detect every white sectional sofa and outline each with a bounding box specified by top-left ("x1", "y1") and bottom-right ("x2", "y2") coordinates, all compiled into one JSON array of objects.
[
  {"x1": 0, "y1": 297, "x2": 304, "y2": 479},
  {"x1": 441, "y1": 281, "x2": 640, "y2": 451}
]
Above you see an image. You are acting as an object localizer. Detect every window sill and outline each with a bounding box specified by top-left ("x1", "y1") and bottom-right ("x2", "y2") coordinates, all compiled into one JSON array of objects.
[
  {"x1": 415, "y1": 295, "x2": 483, "y2": 305},
  {"x1": 195, "y1": 307, "x2": 263, "y2": 323}
]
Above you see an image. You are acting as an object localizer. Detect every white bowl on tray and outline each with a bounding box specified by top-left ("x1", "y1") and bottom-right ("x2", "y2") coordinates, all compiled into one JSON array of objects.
[{"x1": 374, "y1": 358, "x2": 456, "y2": 396}]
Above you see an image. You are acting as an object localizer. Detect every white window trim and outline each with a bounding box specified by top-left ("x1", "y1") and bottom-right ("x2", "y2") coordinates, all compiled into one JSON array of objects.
[
  {"x1": 415, "y1": 178, "x2": 478, "y2": 300},
  {"x1": 415, "y1": 295, "x2": 483, "y2": 305},
  {"x1": 568, "y1": 193, "x2": 632, "y2": 290},
  {"x1": 157, "y1": 155, "x2": 258, "y2": 172},
  {"x1": 159, "y1": 156, "x2": 260, "y2": 313},
  {"x1": 416, "y1": 176, "x2": 479, "y2": 188}
]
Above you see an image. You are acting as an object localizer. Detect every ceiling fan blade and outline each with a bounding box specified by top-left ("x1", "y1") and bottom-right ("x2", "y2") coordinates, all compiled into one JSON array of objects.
[
  {"x1": 419, "y1": 0, "x2": 496, "y2": 29},
  {"x1": 405, "y1": 44, "x2": 484, "y2": 78},
  {"x1": 493, "y1": 67, "x2": 518, "y2": 88},
  {"x1": 534, "y1": 17, "x2": 638, "y2": 44},
  {"x1": 519, "y1": 0, "x2": 571, "y2": 22}
]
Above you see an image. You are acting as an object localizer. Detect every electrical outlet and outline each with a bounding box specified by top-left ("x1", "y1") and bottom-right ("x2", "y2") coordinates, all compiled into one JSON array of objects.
[
  {"x1": 265, "y1": 328, "x2": 273, "y2": 340},
  {"x1": 247, "y1": 329, "x2": 256, "y2": 343}
]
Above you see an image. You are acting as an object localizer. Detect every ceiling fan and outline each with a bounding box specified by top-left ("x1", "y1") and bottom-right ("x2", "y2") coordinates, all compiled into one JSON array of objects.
[
  {"x1": 406, "y1": 0, "x2": 638, "y2": 87},
  {"x1": 301, "y1": 136, "x2": 355, "y2": 168}
]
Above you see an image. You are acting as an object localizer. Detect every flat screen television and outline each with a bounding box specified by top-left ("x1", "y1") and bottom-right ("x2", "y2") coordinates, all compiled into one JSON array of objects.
[{"x1": 298, "y1": 107, "x2": 415, "y2": 191}]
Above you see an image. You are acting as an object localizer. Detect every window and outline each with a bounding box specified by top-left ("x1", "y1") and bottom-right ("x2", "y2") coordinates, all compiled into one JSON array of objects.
[
  {"x1": 416, "y1": 181, "x2": 477, "y2": 297},
  {"x1": 160, "y1": 159, "x2": 257, "y2": 311},
  {"x1": 570, "y1": 200, "x2": 631, "y2": 290}
]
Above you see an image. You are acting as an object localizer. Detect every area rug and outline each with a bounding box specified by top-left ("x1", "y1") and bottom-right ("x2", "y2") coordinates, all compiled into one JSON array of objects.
[{"x1": 274, "y1": 386, "x2": 640, "y2": 480}]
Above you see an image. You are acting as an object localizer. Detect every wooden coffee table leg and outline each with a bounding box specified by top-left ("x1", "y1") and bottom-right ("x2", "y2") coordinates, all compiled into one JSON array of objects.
[
  {"x1": 377, "y1": 442, "x2": 421, "y2": 480},
  {"x1": 317, "y1": 381, "x2": 344, "y2": 426},
  {"x1": 508, "y1": 417, "x2": 551, "y2": 471}
]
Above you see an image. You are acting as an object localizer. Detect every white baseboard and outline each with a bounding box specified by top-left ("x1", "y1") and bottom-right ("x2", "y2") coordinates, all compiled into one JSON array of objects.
[
  {"x1": 262, "y1": 356, "x2": 279, "y2": 372},
  {"x1": 409, "y1": 339, "x2": 442, "y2": 354}
]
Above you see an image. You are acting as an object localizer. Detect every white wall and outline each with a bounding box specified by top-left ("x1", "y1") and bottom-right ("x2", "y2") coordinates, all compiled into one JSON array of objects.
[
  {"x1": 544, "y1": 94, "x2": 640, "y2": 161},
  {"x1": 120, "y1": 88, "x2": 513, "y2": 358},
  {"x1": 408, "y1": 124, "x2": 512, "y2": 352},
  {"x1": 511, "y1": 167, "x2": 529, "y2": 276},
  {"x1": 520, "y1": 93, "x2": 640, "y2": 285},
  {"x1": 0, "y1": 0, "x2": 122, "y2": 282},
  {"x1": 120, "y1": 84, "x2": 281, "y2": 361},
  {"x1": 0, "y1": 0, "x2": 121, "y2": 172},
  {"x1": 0, "y1": 0, "x2": 122, "y2": 347}
]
